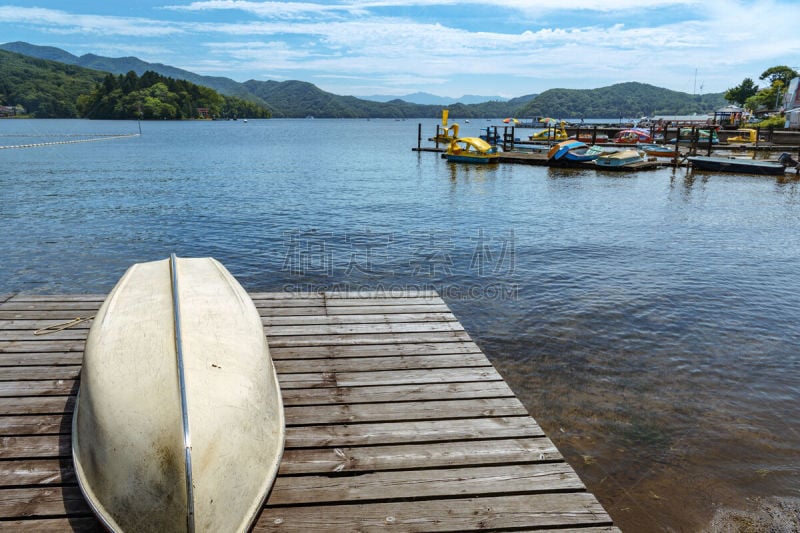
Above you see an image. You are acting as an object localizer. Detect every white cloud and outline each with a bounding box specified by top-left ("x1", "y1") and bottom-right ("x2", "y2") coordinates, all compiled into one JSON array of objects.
[{"x1": 0, "y1": 6, "x2": 183, "y2": 37}]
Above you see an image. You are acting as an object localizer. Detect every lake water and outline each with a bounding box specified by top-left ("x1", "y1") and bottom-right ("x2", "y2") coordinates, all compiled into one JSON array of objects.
[{"x1": 3, "y1": 118, "x2": 800, "y2": 531}]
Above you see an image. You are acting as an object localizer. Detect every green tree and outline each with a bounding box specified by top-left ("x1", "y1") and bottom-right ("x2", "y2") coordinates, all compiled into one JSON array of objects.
[
  {"x1": 760, "y1": 66, "x2": 798, "y2": 87},
  {"x1": 725, "y1": 78, "x2": 759, "y2": 106}
]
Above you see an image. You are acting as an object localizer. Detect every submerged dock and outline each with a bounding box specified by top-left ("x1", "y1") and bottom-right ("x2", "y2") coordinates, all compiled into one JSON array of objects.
[{"x1": 0, "y1": 291, "x2": 617, "y2": 531}]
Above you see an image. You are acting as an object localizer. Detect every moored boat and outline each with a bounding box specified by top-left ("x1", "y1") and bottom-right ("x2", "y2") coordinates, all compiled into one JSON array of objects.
[
  {"x1": 613, "y1": 128, "x2": 653, "y2": 144},
  {"x1": 595, "y1": 149, "x2": 647, "y2": 167},
  {"x1": 547, "y1": 140, "x2": 603, "y2": 162},
  {"x1": 445, "y1": 137, "x2": 499, "y2": 164},
  {"x1": 687, "y1": 155, "x2": 788, "y2": 175},
  {"x1": 73, "y1": 255, "x2": 285, "y2": 533},
  {"x1": 639, "y1": 143, "x2": 677, "y2": 158}
]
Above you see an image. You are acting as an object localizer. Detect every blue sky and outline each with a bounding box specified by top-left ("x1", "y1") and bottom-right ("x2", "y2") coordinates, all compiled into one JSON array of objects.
[{"x1": 1, "y1": 1, "x2": 798, "y2": 99}]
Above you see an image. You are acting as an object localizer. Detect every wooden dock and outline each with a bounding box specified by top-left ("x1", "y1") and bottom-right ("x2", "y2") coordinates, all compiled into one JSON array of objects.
[{"x1": 0, "y1": 291, "x2": 617, "y2": 532}]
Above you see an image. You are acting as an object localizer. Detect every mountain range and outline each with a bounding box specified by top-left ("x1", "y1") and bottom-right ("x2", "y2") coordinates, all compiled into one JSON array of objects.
[
  {"x1": 0, "y1": 41, "x2": 729, "y2": 119},
  {"x1": 361, "y1": 93, "x2": 509, "y2": 105}
]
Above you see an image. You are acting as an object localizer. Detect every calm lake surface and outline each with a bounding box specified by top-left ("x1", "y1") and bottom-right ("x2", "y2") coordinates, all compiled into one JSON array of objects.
[{"x1": 3, "y1": 118, "x2": 800, "y2": 531}]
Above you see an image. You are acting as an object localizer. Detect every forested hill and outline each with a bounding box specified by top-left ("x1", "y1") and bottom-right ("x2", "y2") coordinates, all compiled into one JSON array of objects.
[
  {"x1": 1, "y1": 41, "x2": 730, "y2": 119},
  {"x1": 0, "y1": 50, "x2": 269, "y2": 119},
  {"x1": 519, "y1": 82, "x2": 727, "y2": 118}
]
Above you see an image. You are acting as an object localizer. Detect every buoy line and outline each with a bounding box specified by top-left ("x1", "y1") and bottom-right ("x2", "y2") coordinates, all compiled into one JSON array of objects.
[{"x1": 0, "y1": 133, "x2": 140, "y2": 150}]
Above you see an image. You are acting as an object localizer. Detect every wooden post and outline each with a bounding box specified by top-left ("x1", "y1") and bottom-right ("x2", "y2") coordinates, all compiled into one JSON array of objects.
[
  {"x1": 706, "y1": 127, "x2": 713, "y2": 156},
  {"x1": 435, "y1": 124, "x2": 440, "y2": 149},
  {"x1": 592, "y1": 125, "x2": 597, "y2": 145},
  {"x1": 755, "y1": 126, "x2": 761, "y2": 149},
  {"x1": 417, "y1": 123, "x2": 422, "y2": 151},
  {"x1": 674, "y1": 126, "x2": 681, "y2": 166}
]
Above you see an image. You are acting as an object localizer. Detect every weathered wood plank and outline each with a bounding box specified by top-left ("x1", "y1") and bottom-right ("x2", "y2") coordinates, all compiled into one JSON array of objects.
[
  {"x1": 0, "y1": 486, "x2": 91, "y2": 518},
  {"x1": 279, "y1": 438, "x2": 563, "y2": 474},
  {"x1": 268, "y1": 463, "x2": 585, "y2": 505},
  {"x1": 267, "y1": 330, "x2": 472, "y2": 348},
  {"x1": 0, "y1": 380, "x2": 77, "y2": 397},
  {"x1": 284, "y1": 397, "x2": 528, "y2": 425},
  {"x1": 0, "y1": 415, "x2": 66, "y2": 435},
  {"x1": 0, "y1": 340, "x2": 85, "y2": 353},
  {"x1": 255, "y1": 493, "x2": 616, "y2": 532},
  {"x1": 0, "y1": 366, "x2": 81, "y2": 381},
  {"x1": 265, "y1": 321, "x2": 464, "y2": 338},
  {"x1": 0, "y1": 395, "x2": 74, "y2": 415},
  {"x1": 0, "y1": 434, "x2": 69, "y2": 459},
  {"x1": 277, "y1": 367, "x2": 502, "y2": 389},
  {"x1": 268, "y1": 340, "x2": 482, "y2": 360},
  {"x1": 0, "y1": 517, "x2": 102, "y2": 532},
  {"x1": 280, "y1": 381, "x2": 515, "y2": 406},
  {"x1": 5, "y1": 295, "x2": 105, "y2": 302},
  {"x1": 264, "y1": 312, "x2": 458, "y2": 326},
  {"x1": 0, "y1": 351, "x2": 83, "y2": 366},
  {"x1": 0, "y1": 459, "x2": 74, "y2": 486},
  {"x1": 286, "y1": 417, "x2": 544, "y2": 448},
  {"x1": 274, "y1": 352, "x2": 491, "y2": 373}
]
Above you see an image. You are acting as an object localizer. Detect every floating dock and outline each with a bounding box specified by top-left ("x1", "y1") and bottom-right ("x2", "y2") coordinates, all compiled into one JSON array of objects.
[{"x1": 0, "y1": 291, "x2": 618, "y2": 531}]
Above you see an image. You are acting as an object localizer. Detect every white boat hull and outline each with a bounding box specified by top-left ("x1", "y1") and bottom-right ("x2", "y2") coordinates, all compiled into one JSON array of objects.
[{"x1": 73, "y1": 256, "x2": 284, "y2": 532}]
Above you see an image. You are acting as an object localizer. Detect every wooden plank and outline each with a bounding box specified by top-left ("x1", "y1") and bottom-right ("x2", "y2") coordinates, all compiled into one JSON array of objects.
[
  {"x1": 0, "y1": 486, "x2": 91, "y2": 518},
  {"x1": 280, "y1": 381, "x2": 515, "y2": 406},
  {"x1": 278, "y1": 438, "x2": 563, "y2": 474},
  {"x1": 286, "y1": 417, "x2": 545, "y2": 448},
  {"x1": 268, "y1": 463, "x2": 585, "y2": 505},
  {"x1": 0, "y1": 459, "x2": 73, "y2": 486},
  {"x1": 5, "y1": 295, "x2": 105, "y2": 302},
  {"x1": 0, "y1": 351, "x2": 83, "y2": 366},
  {"x1": 277, "y1": 367, "x2": 503, "y2": 389},
  {"x1": 255, "y1": 493, "x2": 615, "y2": 532},
  {"x1": 0, "y1": 434, "x2": 69, "y2": 459},
  {"x1": 266, "y1": 330, "x2": 472, "y2": 348},
  {"x1": 0, "y1": 395, "x2": 74, "y2": 415},
  {"x1": 264, "y1": 321, "x2": 464, "y2": 338},
  {"x1": 0, "y1": 340, "x2": 85, "y2": 353},
  {"x1": 0, "y1": 415, "x2": 66, "y2": 435},
  {"x1": 274, "y1": 352, "x2": 491, "y2": 373},
  {"x1": 0, "y1": 517, "x2": 102, "y2": 532},
  {"x1": 0, "y1": 380, "x2": 78, "y2": 397},
  {"x1": 263, "y1": 312, "x2": 458, "y2": 326},
  {"x1": 284, "y1": 398, "x2": 528, "y2": 425},
  {"x1": 268, "y1": 340, "x2": 482, "y2": 360},
  {"x1": 0, "y1": 366, "x2": 81, "y2": 381}
]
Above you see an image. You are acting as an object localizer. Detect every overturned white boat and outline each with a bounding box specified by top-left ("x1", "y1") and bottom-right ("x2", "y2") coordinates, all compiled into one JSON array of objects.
[{"x1": 73, "y1": 255, "x2": 284, "y2": 532}]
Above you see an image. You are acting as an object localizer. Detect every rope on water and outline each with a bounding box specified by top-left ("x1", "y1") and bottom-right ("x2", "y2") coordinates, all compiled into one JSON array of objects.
[
  {"x1": 34, "y1": 315, "x2": 95, "y2": 336},
  {"x1": 0, "y1": 133, "x2": 139, "y2": 150}
]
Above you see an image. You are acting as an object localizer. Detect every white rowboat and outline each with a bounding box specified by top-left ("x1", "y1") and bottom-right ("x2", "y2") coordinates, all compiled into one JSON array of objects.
[{"x1": 72, "y1": 255, "x2": 284, "y2": 532}]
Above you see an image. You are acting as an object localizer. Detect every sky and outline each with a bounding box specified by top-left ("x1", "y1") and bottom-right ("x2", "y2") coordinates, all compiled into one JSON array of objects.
[{"x1": 1, "y1": 1, "x2": 799, "y2": 99}]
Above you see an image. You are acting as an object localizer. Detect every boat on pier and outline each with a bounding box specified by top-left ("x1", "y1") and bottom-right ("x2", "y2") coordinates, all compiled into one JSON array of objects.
[{"x1": 73, "y1": 255, "x2": 285, "y2": 533}]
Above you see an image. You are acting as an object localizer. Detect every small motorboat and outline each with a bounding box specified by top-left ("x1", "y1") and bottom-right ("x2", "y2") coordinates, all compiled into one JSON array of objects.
[
  {"x1": 639, "y1": 143, "x2": 677, "y2": 158},
  {"x1": 613, "y1": 128, "x2": 653, "y2": 144},
  {"x1": 688, "y1": 155, "x2": 789, "y2": 175},
  {"x1": 445, "y1": 136, "x2": 499, "y2": 164},
  {"x1": 595, "y1": 149, "x2": 647, "y2": 168},
  {"x1": 73, "y1": 255, "x2": 284, "y2": 533},
  {"x1": 547, "y1": 140, "x2": 603, "y2": 162}
]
